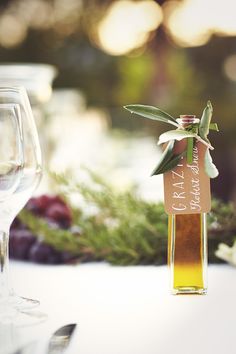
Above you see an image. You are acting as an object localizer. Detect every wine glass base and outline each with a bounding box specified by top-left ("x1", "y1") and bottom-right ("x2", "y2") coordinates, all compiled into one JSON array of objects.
[
  {"x1": 0, "y1": 298, "x2": 47, "y2": 326},
  {"x1": 0, "y1": 292, "x2": 44, "y2": 325},
  {"x1": 15, "y1": 310, "x2": 48, "y2": 327},
  {"x1": 0, "y1": 307, "x2": 47, "y2": 326},
  {"x1": 9, "y1": 293, "x2": 40, "y2": 311}
]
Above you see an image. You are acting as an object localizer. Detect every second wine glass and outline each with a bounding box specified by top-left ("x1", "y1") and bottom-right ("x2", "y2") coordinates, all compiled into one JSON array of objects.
[{"x1": 0, "y1": 87, "x2": 42, "y2": 317}]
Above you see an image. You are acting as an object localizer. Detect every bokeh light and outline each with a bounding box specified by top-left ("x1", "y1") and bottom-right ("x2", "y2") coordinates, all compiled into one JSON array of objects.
[
  {"x1": 0, "y1": 14, "x2": 27, "y2": 48},
  {"x1": 15, "y1": 0, "x2": 53, "y2": 30},
  {"x1": 0, "y1": 0, "x2": 82, "y2": 47},
  {"x1": 164, "y1": 0, "x2": 236, "y2": 47},
  {"x1": 53, "y1": 0, "x2": 82, "y2": 36},
  {"x1": 163, "y1": 1, "x2": 210, "y2": 47},
  {"x1": 96, "y1": 0, "x2": 163, "y2": 56}
]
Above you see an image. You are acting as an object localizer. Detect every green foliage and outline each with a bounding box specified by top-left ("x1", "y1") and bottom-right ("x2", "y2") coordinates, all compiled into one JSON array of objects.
[
  {"x1": 18, "y1": 170, "x2": 236, "y2": 265},
  {"x1": 115, "y1": 54, "x2": 155, "y2": 105},
  {"x1": 166, "y1": 51, "x2": 206, "y2": 114}
]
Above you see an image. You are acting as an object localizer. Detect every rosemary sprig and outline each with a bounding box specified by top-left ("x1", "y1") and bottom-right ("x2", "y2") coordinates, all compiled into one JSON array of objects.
[{"x1": 17, "y1": 171, "x2": 236, "y2": 265}]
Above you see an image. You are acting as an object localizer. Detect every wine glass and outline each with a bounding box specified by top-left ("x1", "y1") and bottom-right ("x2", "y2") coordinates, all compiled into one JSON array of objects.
[{"x1": 0, "y1": 87, "x2": 42, "y2": 319}]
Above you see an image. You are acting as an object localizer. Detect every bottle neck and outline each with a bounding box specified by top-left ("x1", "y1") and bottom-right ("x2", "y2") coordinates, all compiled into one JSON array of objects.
[{"x1": 176, "y1": 115, "x2": 199, "y2": 128}]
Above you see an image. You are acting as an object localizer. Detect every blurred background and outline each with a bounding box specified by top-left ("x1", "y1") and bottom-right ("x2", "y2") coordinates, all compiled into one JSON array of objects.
[
  {"x1": 0, "y1": 0, "x2": 236, "y2": 203},
  {"x1": 1, "y1": 5, "x2": 236, "y2": 353}
]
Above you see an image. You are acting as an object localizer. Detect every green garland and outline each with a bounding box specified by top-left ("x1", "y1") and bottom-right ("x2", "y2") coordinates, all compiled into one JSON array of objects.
[{"x1": 19, "y1": 170, "x2": 236, "y2": 265}]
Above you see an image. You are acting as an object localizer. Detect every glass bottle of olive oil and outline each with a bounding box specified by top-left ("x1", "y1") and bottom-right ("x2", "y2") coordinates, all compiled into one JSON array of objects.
[
  {"x1": 167, "y1": 116, "x2": 207, "y2": 295},
  {"x1": 168, "y1": 213, "x2": 207, "y2": 295},
  {"x1": 125, "y1": 103, "x2": 216, "y2": 295}
]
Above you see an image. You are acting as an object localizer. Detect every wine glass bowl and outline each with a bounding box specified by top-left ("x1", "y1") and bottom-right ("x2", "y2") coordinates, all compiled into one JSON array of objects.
[
  {"x1": 0, "y1": 87, "x2": 42, "y2": 319},
  {"x1": 0, "y1": 88, "x2": 42, "y2": 221},
  {"x1": 0, "y1": 104, "x2": 23, "y2": 203}
]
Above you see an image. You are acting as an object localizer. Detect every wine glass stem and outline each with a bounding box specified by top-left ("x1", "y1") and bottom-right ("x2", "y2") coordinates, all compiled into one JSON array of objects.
[{"x1": 0, "y1": 230, "x2": 10, "y2": 301}]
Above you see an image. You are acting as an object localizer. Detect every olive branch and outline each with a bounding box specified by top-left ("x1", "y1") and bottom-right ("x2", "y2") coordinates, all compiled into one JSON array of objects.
[{"x1": 124, "y1": 101, "x2": 219, "y2": 178}]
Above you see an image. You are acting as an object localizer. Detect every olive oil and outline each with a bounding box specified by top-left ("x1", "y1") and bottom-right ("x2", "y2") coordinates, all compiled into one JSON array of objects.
[
  {"x1": 168, "y1": 213, "x2": 207, "y2": 294},
  {"x1": 125, "y1": 103, "x2": 217, "y2": 295},
  {"x1": 166, "y1": 115, "x2": 208, "y2": 295}
]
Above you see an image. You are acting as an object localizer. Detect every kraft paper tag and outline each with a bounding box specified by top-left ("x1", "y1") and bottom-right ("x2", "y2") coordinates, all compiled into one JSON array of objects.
[{"x1": 163, "y1": 140, "x2": 211, "y2": 214}]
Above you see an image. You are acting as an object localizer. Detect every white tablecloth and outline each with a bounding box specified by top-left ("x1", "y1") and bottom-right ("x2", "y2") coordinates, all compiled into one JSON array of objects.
[{"x1": 1, "y1": 262, "x2": 236, "y2": 354}]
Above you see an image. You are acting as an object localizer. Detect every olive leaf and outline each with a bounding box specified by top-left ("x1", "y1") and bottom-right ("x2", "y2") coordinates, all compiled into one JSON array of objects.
[
  {"x1": 124, "y1": 104, "x2": 178, "y2": 126},
  {"x1": 151, "y1": 140, "x2": 185, "y2": 176},
  {"x1": 151, "y1": 140, "x2": 174, "y2": 176},
  {"x1": 199, "y1": 100, "x2": 213, "y2": 143},
  {"x1": 158, "y1": 129, "x2": 197, "y2": 145},
  {"x1": 209, "y1": 123, "x2": 219, "y2": 131},
  {"x1": 155, "y1": 151, "x2": 186, "y2": 175},
  {"x1": 204, "y1": 149, "x2": 219, "y2": 178}
]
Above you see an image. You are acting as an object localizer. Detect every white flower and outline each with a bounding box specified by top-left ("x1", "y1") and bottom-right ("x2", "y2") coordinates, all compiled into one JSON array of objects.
[{"x1": 215, "y1": 241, "x2": 236, "y2": 266}]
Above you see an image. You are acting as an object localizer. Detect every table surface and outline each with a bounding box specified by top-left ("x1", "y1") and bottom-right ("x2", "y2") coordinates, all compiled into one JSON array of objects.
[{"x1": 1, "y1": 262, "x2": 236, "y2": 354}]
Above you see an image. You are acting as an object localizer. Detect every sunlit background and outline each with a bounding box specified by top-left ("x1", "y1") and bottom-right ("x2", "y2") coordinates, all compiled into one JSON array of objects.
[{"x1": 0, "y1": 0, "x2": 236, "y2": 201}]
